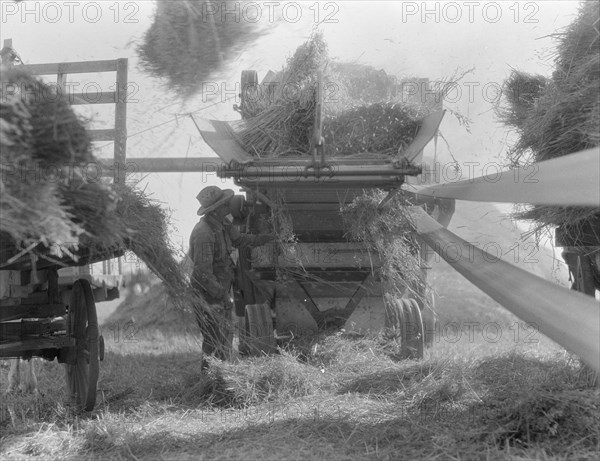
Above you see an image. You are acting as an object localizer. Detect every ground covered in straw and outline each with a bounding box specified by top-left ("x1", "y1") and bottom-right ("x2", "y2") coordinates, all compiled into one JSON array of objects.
[{"x1": 1, "y1": 263, "x2": 597, "y2": 461}]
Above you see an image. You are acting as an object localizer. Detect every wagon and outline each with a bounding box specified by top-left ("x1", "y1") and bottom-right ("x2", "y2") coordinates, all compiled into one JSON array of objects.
[
  {"x1": 0, "y1": 44, "x2": 129, "y2": 411},
  {"x1": 197, "y1": 70, "x2": 454, "y2": 359},
  {"x1": 0, "y1": 243, "x2": 124, "y2": 411}
]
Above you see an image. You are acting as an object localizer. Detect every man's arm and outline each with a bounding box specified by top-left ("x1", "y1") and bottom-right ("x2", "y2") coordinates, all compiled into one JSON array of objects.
[{"x1": 229, "y1": 224, "x2": 275, "y2": 248}]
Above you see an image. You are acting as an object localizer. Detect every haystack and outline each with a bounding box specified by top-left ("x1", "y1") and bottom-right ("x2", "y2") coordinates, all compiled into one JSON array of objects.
[
  {"x1": 499, "y1": 2, "x2": 600, "y2": 235},
  {"x1": 1, "y1": 67, "x2": 94, "y2": 249}
]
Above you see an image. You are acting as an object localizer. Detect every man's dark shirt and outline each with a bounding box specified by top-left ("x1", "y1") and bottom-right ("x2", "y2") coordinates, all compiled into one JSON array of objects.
[{"x1": 189, "y1": 213, "x2": 266, "y2": 304}]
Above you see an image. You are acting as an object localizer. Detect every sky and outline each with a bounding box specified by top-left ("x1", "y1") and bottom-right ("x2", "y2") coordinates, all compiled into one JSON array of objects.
[{"x1": 0, "y1": 0, "x2": 583, "y2": 249}]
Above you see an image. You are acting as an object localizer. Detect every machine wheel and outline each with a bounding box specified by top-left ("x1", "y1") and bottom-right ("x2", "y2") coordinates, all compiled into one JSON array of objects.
[
  {"x1": 403, "y1": 298, "x2": 425, "y2": 359},
  {"x1": 244, "y1": 303, "x2": 276, "y2": 356},
  {"x1": 66, "y1": 279, "x2": 99, "y2": 411},
  {"x1": 384, "y1": 298, "x2": 424, "y2": 360}
]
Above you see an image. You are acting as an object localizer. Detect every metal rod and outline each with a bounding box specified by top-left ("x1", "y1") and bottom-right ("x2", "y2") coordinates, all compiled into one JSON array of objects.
[
  {"x1": 222, "y1": 166, "x2": 421, "y2": 178},
  {"x1": 236, "y1": 175, "x2": 405, "y2": 187},
  {"x1": 97, "y1": 157, "x2": 225, "y2": 176}
]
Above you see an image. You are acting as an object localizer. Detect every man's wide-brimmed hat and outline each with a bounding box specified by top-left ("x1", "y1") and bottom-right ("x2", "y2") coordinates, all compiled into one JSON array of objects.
[{"x1": 196, "y1": 186, "x2": 234, "y2": 216}]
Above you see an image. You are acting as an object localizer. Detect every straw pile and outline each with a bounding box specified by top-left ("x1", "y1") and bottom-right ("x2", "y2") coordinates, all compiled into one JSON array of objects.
[
  {"x1": 341, "y1": 190, "x2": 425, "y2": 303},
  {"x1": 0, "y1": 66, "x2": 210, "y2": 320},
  {"x1": 137, "y1": 0, "x2": 264, "y2": 97},
  {"x1": 498, "y1": 1, "x2": 600, "y2": 233},
  {"x1": 234, "y1": 32, "x2": 429, "y2": 158},
  {"x1": 235, "y1": 32, "x2": 328, "y2": 157},
  {"x1": 1, "y1": 66, "x2": 103, "y2": 250}
]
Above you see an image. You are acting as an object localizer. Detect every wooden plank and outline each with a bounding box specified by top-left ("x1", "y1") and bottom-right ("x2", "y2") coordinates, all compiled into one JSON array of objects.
[
  {"x1": 68, "y1": 91, "x2": 117, "y2": 105},
  {"x1": 0, "y1": 336, "x2": 73, "y2": 355},
  {"x1": 289, "y1": 210, "x2": 344, "y2": 231},
  {"x1": 114, "y1": 58, "x2": 128, "y2": 169},
  {"x1": 285, "y1": 203, "x2": 343, "y2": 211},
  {"x1": 413, "y1": 148, "x2": 600, "y2": 207},
  {"x1": 1, "y1": 318, "x2": 66, "y2": 339},
  {"x1": 254, "y1": 269, "x2": 372, "y2": 282},
  {"x1": 251, "y1": 243, "x2": 380, "y2": 269},
  {"x1": 20, "y1": 60, "x2": 119, "y2": 75},
  {"x1": 0, "y1": 304, "x2": 66, "y2": 322},
  {"x1": 0, "y1": 292, "x2": 49, "y2": 306},
  {"x1": 89, "y1": 129, "x2": 115, "y2": 142},
  {"x1": 276, "y1": 188, "x2": 365, "y2": 205},
  {"x1": 301, "y1": 282, "x2": 357, "y2": 298},
  {"x1": 407, "y1": 206, "x2": 600, "y2": 372}
]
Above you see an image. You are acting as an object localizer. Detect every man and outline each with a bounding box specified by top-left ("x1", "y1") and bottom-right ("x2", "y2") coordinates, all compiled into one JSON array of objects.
[{"x1": 189, "y1": 185, "x2": 274, "y2": 366}]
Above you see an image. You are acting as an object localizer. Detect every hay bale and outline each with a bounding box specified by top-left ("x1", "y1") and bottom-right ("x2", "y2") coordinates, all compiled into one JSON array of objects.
[
  {"x1": 499, "y1": 2, "x2": 599, "y2": 231},
  {"x1": 137, "y1": 0, "x2": 263, "y2": 97}
]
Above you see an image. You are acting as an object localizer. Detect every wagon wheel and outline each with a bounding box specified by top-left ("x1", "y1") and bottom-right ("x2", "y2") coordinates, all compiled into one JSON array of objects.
[
  {"x1": 66, "y1": 279, "x2": 99, "y2": 411},
  {"x1": 240, "y1": 70, "x2": 258, "y2": 119},
  {"x1": 244, "y1": 303, "x2": 276, "y2": 356}
]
